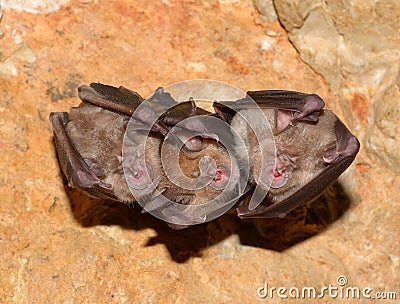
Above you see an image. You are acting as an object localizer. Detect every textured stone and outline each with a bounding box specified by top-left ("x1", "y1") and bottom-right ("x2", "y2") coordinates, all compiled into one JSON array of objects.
[
  {"x1": 253, "y1": 0, "x2": 278, "y2": 23},
  {"x1": 366, "y1": 85, "x2": 400, "y2": 173},
  {"x1": 0, "y1": 0, "x2": 71, "y2": 14},
  {"x1": 274, "y1": 0, "x2": 400, "y2": 174},
  {"x1": 0, "y1": 0, "x2": 398, "y2": 303}
]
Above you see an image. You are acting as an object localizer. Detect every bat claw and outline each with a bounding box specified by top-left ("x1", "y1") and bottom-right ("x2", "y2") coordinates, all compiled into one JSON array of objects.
[{"x1": 292, "y1": 94, "x2": 325, "y2": 121}]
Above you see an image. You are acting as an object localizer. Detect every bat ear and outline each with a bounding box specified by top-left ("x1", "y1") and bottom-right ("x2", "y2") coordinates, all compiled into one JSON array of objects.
[
  {"x1": 170, "y1": 128, "x2": 203, "y2": 151},
  {"x1": 168, "y1": 118, "x2": 220, "y2": 152},
  {"x1": 274, "y1": 110, "x2": 293, "y2": 134},
  {"x1": 323, "y1": 118, "x2": 360, "y2": 163}
]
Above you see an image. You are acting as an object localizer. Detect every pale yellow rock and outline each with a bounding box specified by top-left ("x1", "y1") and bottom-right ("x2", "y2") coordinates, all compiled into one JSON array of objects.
[
  {"x1": 366, "y1": 84, "x2": 400, "y2": 173},
  {"x1": 1, "y1": 0, "x2": 71, "y2": 13},
  {"x1": 274, "y1": 0, "x2": 400, "y2": 100}
]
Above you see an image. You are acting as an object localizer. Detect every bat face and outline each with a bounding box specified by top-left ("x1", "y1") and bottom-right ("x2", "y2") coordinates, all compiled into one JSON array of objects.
[
  {"x1": 231, "y1": 108, "x2": 337, "y2": 215},
  {"x1": 127, "y1": 102, "x2": 244, "y2": 228},
  {"x1": 216, "y1": 91, "x2": 360, "y2": 218},
  {"x1": 50, "y1": 83, "x2": 359, "y2": 229}
]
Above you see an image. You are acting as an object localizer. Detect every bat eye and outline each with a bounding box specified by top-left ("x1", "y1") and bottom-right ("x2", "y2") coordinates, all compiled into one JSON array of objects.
[
  {"x1": 125, "y1": 163, "x2": 154, "y2": 190},
  {"x1": 211, "y1": 165, "x2": 229, "y2": 190}
]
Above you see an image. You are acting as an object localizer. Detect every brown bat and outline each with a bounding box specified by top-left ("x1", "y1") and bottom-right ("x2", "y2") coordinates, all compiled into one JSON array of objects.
[
  {"x1": 49, "y1": 83, "x2": 242, "y2": 228},
  {"x1": 214, "y1": 90, "x2": 360, "y2": 218},
  {"x1": 49, "y1": 83, "x2": 359, "y2": 228}
]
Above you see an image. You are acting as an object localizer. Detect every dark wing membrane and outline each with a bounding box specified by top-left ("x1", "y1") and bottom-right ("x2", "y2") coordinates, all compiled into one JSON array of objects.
[
  {"x1": 214, "y1": 90, "x2": 325, "y2": 133},
  {"x1": 161, "y1": 99, "x2": 211, "y2": 126},
  {"x1": 246, "y1": 90, "x2": 324, "y2": 111},
  {"x1": 77, "y1": 83, "x2": 143, "y2": 116},
  {"x1": 49, "y1": 112, "x2": 119, "y2": 200}
]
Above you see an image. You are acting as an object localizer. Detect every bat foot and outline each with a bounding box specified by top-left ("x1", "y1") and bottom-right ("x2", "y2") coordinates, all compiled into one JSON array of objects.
[
  {"x1": 74, "y1": 170, "x2": 112, "y2": 190},
  {"x1": 292, "y1": 94, "x2": 325, "y2": 122}
]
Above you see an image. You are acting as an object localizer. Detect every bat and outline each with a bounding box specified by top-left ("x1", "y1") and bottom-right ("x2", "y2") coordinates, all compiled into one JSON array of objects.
[
  {"x1": 49, "y1": 83, "x2": 360, "y2": 228},
  {"x1": 49, "y1": 83, "x2": 243, "y2": 228},
  {"x1": 214, "y1": 90, "x2": 360, "y2": 218}
]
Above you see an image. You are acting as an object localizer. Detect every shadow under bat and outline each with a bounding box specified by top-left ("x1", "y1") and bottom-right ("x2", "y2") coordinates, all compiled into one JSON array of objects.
[{"x1": 64, "y1": 178, "x2": 352, "y2": 263}]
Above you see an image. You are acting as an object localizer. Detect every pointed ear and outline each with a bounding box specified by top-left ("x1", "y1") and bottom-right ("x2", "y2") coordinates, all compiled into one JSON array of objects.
[
  {"x1": 323, "y1": 118, "x2": 360, "y2": 163},
  {"x1": 166, "y1": 113, "x2": 223, "y2": 152},
  {"x1": 274, "y1": 110, "x2": 293, "y2": 134}
]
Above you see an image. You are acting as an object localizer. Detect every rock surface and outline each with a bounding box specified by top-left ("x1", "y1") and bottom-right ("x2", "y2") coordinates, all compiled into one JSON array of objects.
[
  {"x1": 1, "y1": 0, "x2": 398, "y2": 303},
  {"x1": 273, "y1": 0, "x2": 400, "y2": 173}
]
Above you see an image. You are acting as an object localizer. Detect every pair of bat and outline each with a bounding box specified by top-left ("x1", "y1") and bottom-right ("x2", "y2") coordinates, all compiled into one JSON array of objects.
[{"x1": 49, "y1": 83, "x2": 359, "y2": 228}]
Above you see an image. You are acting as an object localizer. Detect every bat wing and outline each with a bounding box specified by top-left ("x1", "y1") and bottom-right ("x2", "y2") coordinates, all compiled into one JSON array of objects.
[
  {"x1": 214, "y1": 90, "x2": 359, "y2": 218},
  {"x1": 50, "y1": 83, "x2": 158, "y2": 202},
  {"x1": 51, "y1": 85, "x2": 359, "y2": 227},
  {"x1": 78, "y1": 83, "x2": 143, "y2": 115},
  {"x1": 237, "y1": 118, "x2": 360, "y2": 218},
  {"x1": 49, "y1": 111, "x2": 118, "y2": 200},
  {"x1": 214, "y1": 90, "x2": 325, "y2": 134}
]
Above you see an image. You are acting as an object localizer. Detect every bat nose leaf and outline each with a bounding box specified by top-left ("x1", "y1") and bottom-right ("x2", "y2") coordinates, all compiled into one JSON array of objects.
[
  {"x1": 126, "y1": 163, "x2": 154, "y2": 190},
  {"x1": 211, "y1": 165, "x2": 230, "y2": 190}
]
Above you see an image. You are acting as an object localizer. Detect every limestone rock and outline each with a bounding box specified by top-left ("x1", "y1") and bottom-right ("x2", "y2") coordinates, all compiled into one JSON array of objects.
[
  {"x1": 1, "y1": 0, "x2": 71, "y2": 14},
  {"x1": 274, "y1": 0, "x2": 400, "y2": 173},
  {"x1": 366, "y1": 84, "x2": 400, "y2": 173},
  {"x1": 253, "y1": 0, "x2": 278, "y2": 22}
]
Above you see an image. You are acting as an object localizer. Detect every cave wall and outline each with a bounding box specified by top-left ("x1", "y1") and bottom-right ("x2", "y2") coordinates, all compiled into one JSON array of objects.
[{"x1": 0, "y1": 0, "x2": 398, "y2": 302}]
